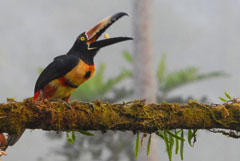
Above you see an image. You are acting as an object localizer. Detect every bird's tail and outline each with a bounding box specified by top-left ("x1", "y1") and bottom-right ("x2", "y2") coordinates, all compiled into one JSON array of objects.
[
  {"x1": 2, "y1": 129, "x2": 25, "y2": 152},
  {"x1": 7, "y1": 129, "x2": 25, "y2": 147},
  {"x1": 0, "y1": 125, "x2": 25, "y2": 158}
]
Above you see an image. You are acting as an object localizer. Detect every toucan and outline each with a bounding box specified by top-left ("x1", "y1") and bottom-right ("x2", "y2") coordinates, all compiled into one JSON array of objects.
[{"x1": 3, "y1": 12, "x2": 133, "y2": 152}]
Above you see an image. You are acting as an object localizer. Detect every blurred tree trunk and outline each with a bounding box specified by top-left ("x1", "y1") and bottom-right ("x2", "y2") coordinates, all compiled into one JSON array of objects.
[
  {"x1": 132, "y1": 0, "x2": 158, "y2": 160},
  {"x1": 132, "y1": 0, "x2": 156, "y2": 103}
]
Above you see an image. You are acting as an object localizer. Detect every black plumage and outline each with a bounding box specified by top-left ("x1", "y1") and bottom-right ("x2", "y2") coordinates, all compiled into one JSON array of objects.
[{"x1": 34, "y1": 55, "x2": 79, "y2": 93}]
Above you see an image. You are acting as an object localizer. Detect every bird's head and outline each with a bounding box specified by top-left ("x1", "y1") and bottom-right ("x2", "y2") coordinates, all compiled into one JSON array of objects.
[{"x1": 68, "y1": 12, "x2": 133, "y2": 64}]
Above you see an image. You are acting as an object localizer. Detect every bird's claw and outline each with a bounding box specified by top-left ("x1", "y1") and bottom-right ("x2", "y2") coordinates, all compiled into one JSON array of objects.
[{"x1": 63, "y1": 101, "x2": 72, "y2": 110}]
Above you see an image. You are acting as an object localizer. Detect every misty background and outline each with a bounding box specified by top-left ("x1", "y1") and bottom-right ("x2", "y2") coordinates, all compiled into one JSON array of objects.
[{"x1": 0, "y1": 0, "x2": 240, "y2": 161}]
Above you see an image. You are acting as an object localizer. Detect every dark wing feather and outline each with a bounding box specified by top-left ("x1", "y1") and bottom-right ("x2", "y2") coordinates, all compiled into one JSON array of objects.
[{"x1": 34, "y1": 55, "x2": 79, "y2": 93}]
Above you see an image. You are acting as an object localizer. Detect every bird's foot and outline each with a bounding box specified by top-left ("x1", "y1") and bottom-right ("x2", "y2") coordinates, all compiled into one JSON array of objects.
[
  {"x1": 59, "y1": 100, "x2": 72, "y2": 110},
  {"x1": 62, "y1": 101, "x2": 72, "y2": 110}
]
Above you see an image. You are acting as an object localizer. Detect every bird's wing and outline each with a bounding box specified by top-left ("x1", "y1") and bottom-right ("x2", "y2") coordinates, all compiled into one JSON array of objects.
[{"x1": 34, "y1": 55, "x2": 79, "y2": 93}]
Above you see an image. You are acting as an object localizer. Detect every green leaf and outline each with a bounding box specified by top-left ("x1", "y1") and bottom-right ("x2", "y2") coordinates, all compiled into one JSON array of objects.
[
  {"x1": 219, "y1": 97, "x2": 227, "y2": 102},
  {"x1": 79, "y1": 130, "x2": 94, "y2": 136},
  {"x1": 136, "y1": 133, "x2": 140, "y2": 158},
  {"x1": 66, "y1": 132, "x2": 70, "y2": 138},
  {"x1": 156, "y1": 131, "x2": 164, "y2": 139},
  {"x1": 103, "y1": 69, "x2": 132, "y2": 93},
  {"x1": 192, "y1": 129, "x2": 198, "y2": 136},
  {"x1": 224, "y1": 92, "x2": 232, "y2": 100},
  {"x1": 187, "y1": 129, "x2": 198, "y2": 147},
  {"x1": 66, "y1": 132, "x2": 74, "y2": 144},
  {"x1": 157, "y1": 54, "x2": 166, "y2": 83},
  {"x1": 161, "y1": 66, "x2": 226, "y2": 94},
  {"x1": 180, "y1": 130, "x2": 184, "y2": 160},
  {"x1": 175, "y1": 130, "x2": 179, "y2": 154},
  {"x1": 166, "y1": 130, "x2": 185, "y2": 141},
  {"x1": 169, "y1": 133, "x2": 174, "y2": 161},
  {"x1": 191, "y1": 129, "x2": 198, "y2": 146},
  {"x1": 163, "y1": 131, "x2": 172, "y2": 161},
  {"x1": 147, "y1": 134, "x2": 152, "y2": 156},
  {"x1": 175, "y1": 129, "x2": 182, "y2": 134},
  {"x1": 187, "y1": 129, "x2": 193, "y2": 146},
  {"x1": 122, "y1": 50, "x2": 133, "y2": 63},
  {"x1": 161, "y1": 67, "x2": 198, "y2": 93},
  {"x1": 72, "y1": 131, "x2": 76, "y2": 142}
]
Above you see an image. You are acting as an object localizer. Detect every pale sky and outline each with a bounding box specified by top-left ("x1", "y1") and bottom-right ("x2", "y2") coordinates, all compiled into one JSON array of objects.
[{"x1": 1, "y1": 0, "x2": 240, "y2": 161}]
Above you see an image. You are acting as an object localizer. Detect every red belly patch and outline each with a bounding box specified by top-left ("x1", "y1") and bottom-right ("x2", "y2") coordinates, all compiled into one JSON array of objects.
[
  {"x1": 43, "y1": 84, "x2": 56, "y2": 99},
  {"x1": 33, "y1": 90, "x2": 41, "y2": 100},
  {"x1": 58, "y1": 77, "x2": 78, "y2": 88}
]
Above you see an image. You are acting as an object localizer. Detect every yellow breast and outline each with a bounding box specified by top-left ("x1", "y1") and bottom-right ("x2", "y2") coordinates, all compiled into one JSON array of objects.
[
  {"x1": 64, "y1": 60, "x2": 95, "y2": 86},
  {"x1": 45, "y1": 60, "x2": 95, "y2": 99}
]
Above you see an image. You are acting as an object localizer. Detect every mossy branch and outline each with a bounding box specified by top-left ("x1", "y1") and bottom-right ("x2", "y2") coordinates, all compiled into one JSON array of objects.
[{"x1": 0, "y1": 98, "x2": 240, "y2": 135}]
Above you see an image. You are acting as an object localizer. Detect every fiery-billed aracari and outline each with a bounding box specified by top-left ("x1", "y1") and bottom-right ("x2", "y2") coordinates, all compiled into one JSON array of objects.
[{"x1": 4, "y1": 12, "x2": 133, "y2": 151}]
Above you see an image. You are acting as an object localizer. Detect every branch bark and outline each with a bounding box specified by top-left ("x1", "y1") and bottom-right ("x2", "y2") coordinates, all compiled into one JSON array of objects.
[{"x1": 0, "y1": 99, "x2": 240, "y2": 134}]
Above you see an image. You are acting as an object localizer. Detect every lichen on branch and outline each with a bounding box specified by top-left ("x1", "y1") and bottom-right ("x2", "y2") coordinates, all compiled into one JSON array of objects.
[{"x1": 0, "y1": 98, "x2": 240, "y2": 135}]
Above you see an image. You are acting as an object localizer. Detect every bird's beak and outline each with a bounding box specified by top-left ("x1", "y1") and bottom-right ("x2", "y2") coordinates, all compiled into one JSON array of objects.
[{"x1": 86, "y1": 12, "x2": 133, "y2": 49}]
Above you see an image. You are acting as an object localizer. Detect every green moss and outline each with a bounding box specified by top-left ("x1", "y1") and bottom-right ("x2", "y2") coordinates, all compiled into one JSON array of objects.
[{"x1": 0, "y1": 99, "x2": 240, "y2": 136}]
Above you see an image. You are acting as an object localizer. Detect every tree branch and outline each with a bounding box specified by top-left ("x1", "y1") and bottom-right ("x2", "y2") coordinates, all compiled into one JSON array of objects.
[{"x1": 0, "y1": 98, "x2": 240, "y2": 134}]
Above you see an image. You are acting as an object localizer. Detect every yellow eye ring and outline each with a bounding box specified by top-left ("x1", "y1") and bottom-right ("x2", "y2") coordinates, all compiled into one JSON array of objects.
[{"x1": 80, "y1": 37, "x2": 85, "y2": 41}]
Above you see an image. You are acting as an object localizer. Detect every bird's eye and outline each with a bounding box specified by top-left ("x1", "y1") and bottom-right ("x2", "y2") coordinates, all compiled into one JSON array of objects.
[{"x1": 80, "y1": 37, "x2": 85, "y2": 41}]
